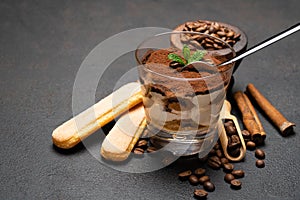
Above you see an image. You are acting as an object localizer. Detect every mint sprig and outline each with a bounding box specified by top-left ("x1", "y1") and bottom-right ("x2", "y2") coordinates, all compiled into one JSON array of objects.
[{"x1": 168, "y1": 44, "x2": 206, "y2": 66}]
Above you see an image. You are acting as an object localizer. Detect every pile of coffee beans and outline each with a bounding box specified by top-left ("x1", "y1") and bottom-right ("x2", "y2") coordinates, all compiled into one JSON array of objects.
[
  {"x1": 132, "y1": 138, "x2": 157, "y2": 156},
  {"x1": 224, "y1": 120, "x2": 242, "y2": 157},
  {"x1": 182, "y1": 20, "x2": 241, "y2": 50},
  {"x1": 131, "y1": 119, "x2": 266, "y2": 199}
]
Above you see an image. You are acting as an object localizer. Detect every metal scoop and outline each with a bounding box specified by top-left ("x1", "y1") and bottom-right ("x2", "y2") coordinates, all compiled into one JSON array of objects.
[{"x1": 181, "y1": 23, "x2": 300, "y2": 70}]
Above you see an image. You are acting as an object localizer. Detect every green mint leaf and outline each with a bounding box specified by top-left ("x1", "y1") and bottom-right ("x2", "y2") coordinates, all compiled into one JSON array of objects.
[
  {"x1": 188, "y1": 50, "x2": 206, "y2": 63},
  {"x1": 182, "y1": 44, "x2": 190, "y2": 61},
  {"x1": 168, "y1": 53, "x2": 186, "y2": 65}
]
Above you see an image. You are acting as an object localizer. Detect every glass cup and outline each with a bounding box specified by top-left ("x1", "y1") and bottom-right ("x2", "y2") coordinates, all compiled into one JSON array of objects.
[{"x1": 135, "y1": 31, "x2": 236, "y2": 157}]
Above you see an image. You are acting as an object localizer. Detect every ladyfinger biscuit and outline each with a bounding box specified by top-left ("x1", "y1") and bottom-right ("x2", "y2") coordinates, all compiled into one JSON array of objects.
[
  {"x1": 101, "y1": 105, "x2": 146, "y2": 161},
  {"x1": 52, "y1": 82, "x2": 143, "y2": 149}
]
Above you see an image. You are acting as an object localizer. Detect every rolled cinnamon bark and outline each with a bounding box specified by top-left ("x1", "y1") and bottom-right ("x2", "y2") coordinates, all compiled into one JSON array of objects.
[
  {"x1": 233, "y1": 91, "x2": 265, "y2": 145},
  {"x1": 246, "y1": 83, "x2": 295, "y2": 136}
]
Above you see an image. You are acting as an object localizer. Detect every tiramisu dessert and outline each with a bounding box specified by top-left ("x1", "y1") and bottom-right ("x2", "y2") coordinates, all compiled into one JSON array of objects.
[{"x1": 137, "y1": 43, "x2": 234, "y2": 155}]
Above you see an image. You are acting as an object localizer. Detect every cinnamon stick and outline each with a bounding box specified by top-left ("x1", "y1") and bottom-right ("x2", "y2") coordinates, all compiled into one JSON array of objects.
[
  {"x1": 243, "y1": 92, "x2": 266, "y2": 144},
  {"x1": 246, "y1": 83, "x2": 295, "y2": 136},
  {"x1": 233, "y1": 91, "x2": 265, "y2": 145}
]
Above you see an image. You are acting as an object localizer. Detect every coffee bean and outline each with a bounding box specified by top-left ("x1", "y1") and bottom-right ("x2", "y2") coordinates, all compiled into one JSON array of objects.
[
  {"x1": 224, "y1": 120, "x2": 234, "y2": 127},
  {"x1": 223, "y1": 163, "x2": 234, "y2": 173},
  {"x1": 228, "y1": 147, "x2": 241, "y2": 157},
  {"x1": 199, "y1": 175, "x2": 210, "y2": 185},
  {"x1": 194, "y1": 168, "x2": 206, "y2": 177},
  {"x1": 224, "y1": 173, "x2": 235, "y2": 183},
  {"x1": 231, "y1": 135, "x2": 241, "y2": 144},
  {"x1": 136, "y1": 139, "x2": 148, "y2": 148},
  {"x1": 194, "y1": 189, "x2": 208, "y2": 199},
  {"x1": 231, "y1": 170, "x2": 245, "y2": 178},
  {"x1": 255, "y1": 149, "x2": 265, "y2": 159},
  {"x1": 203, "y1": 181, "x2": 215, "y2": 192},
  {"x1": 230, "y1": 179, "x2": 242, "y2": 189},
  {"x1": 216, "y1": 149, "x2": 223, "y2": 158},
  {"x1": 220, "y1": 157, "x2": 229, "y2": 166},
  {"x1": 256, "y1": 159, "x2": 265, "y2": 168},
  {"x1": 241, "y1": 130, "x2": 251, "y2": 139},
  {"x1": 133, "y1": 148, "x2": 144, "y2": 155},
  {"x1": 189, "y1": 175, "x2": 199, "y2": 185},
  {"x1": 207, "y1": 156, "x2": 221, "y2": 170},
  {"x1": 225, "y1": 125, "x2": 236, "y2": 136},
  {"x1": 208, "y1": 148, "x2": 216, "y2": 156},
  {"x1": 178, "y1": 170, "x2": 192, "y2": 181},
  {"x1": 246, "y1": 141, "x2": 256, "y2": 150},
  {"x1": 213, "y1": 142, "x2": 220, "y2": 150},
  {"x1": 146, "y1": 146, "x2": 157, "y2": 153}
]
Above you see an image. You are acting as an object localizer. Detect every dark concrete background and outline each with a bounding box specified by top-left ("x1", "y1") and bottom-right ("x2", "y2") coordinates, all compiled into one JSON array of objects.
[{"x1": 0, "y1": 0, "x2": 299, "y2": 199}]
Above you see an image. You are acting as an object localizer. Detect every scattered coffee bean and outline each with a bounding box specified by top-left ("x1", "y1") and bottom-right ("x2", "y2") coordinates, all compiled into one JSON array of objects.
[
  {"x1": 199, "y1": 175, "x2": 210, "y2": 185},
  {"x1": 220, "y1": 157, "x2": 229, "y2": 166},
  {"x1": 194, "y1": 189, "x2": 208, "y2": 199},
  {"x1": 224, "y1": 173, "x2": 235, "y2": 183},
  {"x1": 246, "y1": 141, "x2": 256, "y2": 150},
  {"x1": 146, "y1": 146, "x2": 157, "y2": 153},
  {"x1": 208, "y1": 148, "x2": 216, "y2": 156},
  {"x1": 230, "y1": 179, "x2": 242, "y2": 190},
  {"x1": 213, "y1": 142, "x2": 220, "y2": 150},
  {"x1": 178, "y1": 170, "x2": 192, "y2": 181},
  {"x1": 203, "y1": 181, "x2": 215, "y2": 192},
  {"x1": 231, "y1": 170, "x2": 245, "y2": 178},
  {"x1": 136, "y1": 139, "x2": 148, "y2": 149},
  {"x1": 189, "y1": 175, "x2": 199, "y2": 185},
  {"x1": 194, "y1": 168, "x2": 206, "y2": 177},
  {"x1": 256, "y1": 160, "x2": 265, "y2": 168},
  {"x1": 223, "y1": 163, "x2": 234, "y2": 173},
  {"x1": 224, "y1": 120, "x2": 234, "y2": 128},
  {"x1": 241, "y1": 130, "x2": 251, "y2": 139},
  {"x1": 133, "y1": 148, "x2": 144, "y2": 155},
  {"x1": 207, "y1": 156, "x2": 222, "y2": 170},
  {"x1": 216, "y1": 149, "x2": 223, "y2": 158},
  {"x1": 255, "y1": 149, "x2": 265, "y2": 159}
]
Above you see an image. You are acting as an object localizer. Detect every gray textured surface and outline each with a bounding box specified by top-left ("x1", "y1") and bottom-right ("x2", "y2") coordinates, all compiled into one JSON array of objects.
[{"x1": 0, "y1": 0, "x2": 299, "y2": 199}]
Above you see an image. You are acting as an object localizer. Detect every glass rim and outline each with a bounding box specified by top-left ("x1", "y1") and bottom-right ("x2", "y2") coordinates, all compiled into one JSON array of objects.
[{"x1": 135, "y1": 31, "x2": 236, "y2": 81}]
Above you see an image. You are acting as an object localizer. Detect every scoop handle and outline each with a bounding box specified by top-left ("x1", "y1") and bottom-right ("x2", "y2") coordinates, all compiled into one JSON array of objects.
[{"x1": 220, "y1": 23, "x2": 300, "y2": 66}]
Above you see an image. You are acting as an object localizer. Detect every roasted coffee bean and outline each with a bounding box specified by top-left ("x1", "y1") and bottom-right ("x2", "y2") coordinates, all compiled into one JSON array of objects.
[
  {"x1": 216, "y1": 149, "x2": 223, "y2": 158},
  {"x1": 208, "y1": 148, "x2": 216, "y2": 156},
  {"x1": 146, "y1": 146, "x2": 157, "y2": 153},
  {"x1": 199, "y1": 155, "x2": 208, "y2": 163},
  {"x1": 224, "y1": 173, "x2": 235, "y2": 183},
  {"x1": 231, "y1": 135, "x2": 241, "y2": 144},
  {"x1": 224, "y1": 120, "x2": 234, "y2": 127},
  {"x1": 228, "y1": 147, "x2": 241, "y2": 157},
  {"x1": 246, "y1": 141, "x2": 256, "y2": 150},
  {"x1": 220, "y1": 157, "x2": 229, "y2": 166},
  {"x1": 194, "y1": 168, "x2": 206, "y2": 177},
  {"x1": 199, "y1": 175, "x2": 210, "y2": 185},
  {"x1": 189, "y1": 175, "x2": 199, "y2": 185},
  {"x1": 256, "y1": 159, "x2": 265, "y2": 168},
  {"x1": 225, "y1": 125, "x2": 237, "y2": 136},
  {"x1": 223, "y1": 163, "x2": 234, "y2": 173},
  {"x1": 203, "y1": 181, "x2": 215, "y2": 192},
  {"x1": 255, "y1": 149, "x2": 265, "y2": 159},
  {"x1": 207, "y1": 156, "x2": 221, "y2": 169},
  {"x1": 213, "y1": 142, "x2": 220, "y2": 150},
  {"x1": 136, "y1": 139, "x2": 148, "y2": 148},
  {"x1": 178, "y1": 170, "x2": 192, "y2": 181},
  {"x1": 133, "y1": 148, "x2": 144, "y2": 155},
  {"x1": 193, "y1": 189, "x2": 208, "y2": 199},
  {"x1": 231, "y1": 170, "x2": 245, "y2": 178},
  {"x1": 230, "y1": 179, "x2": 242, "y2": 189},
  {"x1": 241, "y1": 130, "x2": 251, "y2": 139}
]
